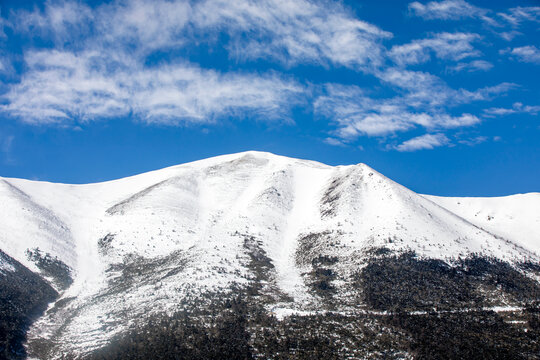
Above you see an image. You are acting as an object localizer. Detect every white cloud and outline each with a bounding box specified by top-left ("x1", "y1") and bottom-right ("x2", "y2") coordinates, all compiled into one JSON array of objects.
[
  {"x1": 0, "y1": 0, "x2": 527, "y2": 153},
  {"x1": 389, "y1": 32, "x2": 481, "y2": 66},
  {"x1": 1, "y1": 50, "x2": 304, "y2": 125},
  {"x1": 1, "y1": 0, "x2": 396, "y2": 126},
  {"x1": 395, "y1": 133, "x2": 449, "y2": 151},
  {"x1": 314, "y1": 83, "x2": 483, "y2": 140},
  {"x1": 314, "y1": 85, "x2": 413, "y2": 138},
  {"x1": 377, "y1": 67, "x2": 515, "y2": 109},
  {"x1": 458, "y1": 135, "x2": 487, "y2": 146},
  {"x1": 497, "y1": 7, "x2": 540, "y2": 27},
  {"x1": 431, "y1": 113, "x2": 480, "y2": 128},
  {"x1": 10, "y1": 0, "x2": 191, "y2": 53},
  {"x1": 483, "y1": 102, "x2": 540, "y2": 117},
  {"x1": 483, "y1": 108, "x2": 516, "y2": 117},
  {"x1": 323, "y1": 137, "x2": 347, "y2": 147},
  {"x1": 502, "y1": 46, "x2": 540, "y2": 64},
  {"x1": 408, "y1": 0, "x2": 486, "y2": 20},
  {"x1": 498, "y1": 31, "x2": 522, "y2": 41},
  {"x1": 457, "y1": 82, "x2": 517, "y2": 103},
  {"x1": 409, "y1": 2, "x2": 540, "y2": 41},
  {"x1": 336, "y1": 114, "x2": 415, "y2": 138},
  {"x1": 447, "y1": 59, "x2": 493, "y2": 73},
  {"x1": 10, "y1": 1, "x2": 94, "y2": 47},
  {"x1": 8, "y1": 0, "x2": 391, "y2": 71},
  {"x1": 196, "y1": 0, "x2": 391, "y2": 70},
  {"x1": 377, "y1": 67, "x2": 444, "y2": 94},
  {"x1": 130, "y1": 65, "x2": 304, "y2": 124}
]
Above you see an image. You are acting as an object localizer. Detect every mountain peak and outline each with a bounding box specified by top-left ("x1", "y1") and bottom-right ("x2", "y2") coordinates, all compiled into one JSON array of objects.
[{"x1": 0, "y1": 152, "x2": 538, "y2": 358}]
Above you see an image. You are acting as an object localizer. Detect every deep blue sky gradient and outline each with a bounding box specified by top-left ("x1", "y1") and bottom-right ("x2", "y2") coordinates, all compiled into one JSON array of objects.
[{"x1": 0, "y1": 0, "x2": 538, "y2": 196}]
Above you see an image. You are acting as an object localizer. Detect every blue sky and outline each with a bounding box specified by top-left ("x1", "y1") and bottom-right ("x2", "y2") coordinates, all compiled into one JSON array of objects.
[{"x1": 0, "y1": 0, "x2": 538, "y2": 196}]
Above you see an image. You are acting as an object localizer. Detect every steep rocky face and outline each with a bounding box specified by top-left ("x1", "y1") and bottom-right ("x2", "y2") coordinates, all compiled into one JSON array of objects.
[{"x1": 0, "y1": 152, "x2": 538, "y2": 359}]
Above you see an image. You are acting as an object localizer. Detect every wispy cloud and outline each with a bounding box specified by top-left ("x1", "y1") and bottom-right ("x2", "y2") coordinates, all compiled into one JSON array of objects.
[
  {"x1": 458, "y1": 135, "x2": 487, "y2": 146},
  {"x1": 193, "y1": 0, "x2": 392, "y2": 70},
  {"x1": 1, "y1": 0, "x2": 393, "y2": 126},
  {"x1": 395, "y1": 133, "x2": 449, "y2": 151},
  {"x1": 501, "y1": 45, "x2": 540, "y2": 64},
  {"x1": 378, "y1": 67, "x2": 515, "y2": 108},
  {"x1": 323, "y1": 137, "x2": 347, "y2": 147},
  {"x1": 409, "y1": 1, "x2": 539, "y2": 34},
  {"x1": 0, "y1": 0, "x2": 532, "y2": 153},
  {"x1": 408, "y1": 0, "x2": 487, "y2": 20},
  {"x1": 447, "y1": 59, "x2": 493, "y2": 73},
  {"x1": 457, "y1": 82, "x2": 517, "y2": 103},
  {"x1": 314, "y1": 83, "x2": 485, "y2": 141},
  {"x1": 497, "y1": 7, "x2": 540, "y2": 27},
  {"x1": 483, "y1": 102, "x2": 540, "y2": 117},
  {"x1": 8, "y1": 0, "x2": 392, "y2": 71},
  {"x1": 1, "y1": 50, "x2": 304, "y2": 125},
  {"x1": 312, "y1": 73, "x2": 516, "y2": 151},
  {"x1": 0, "y1": 133, "x2": 14, "y2": 163},
  {"x1": 389, "y1": 32, "x2": 481, "y2": 66}
]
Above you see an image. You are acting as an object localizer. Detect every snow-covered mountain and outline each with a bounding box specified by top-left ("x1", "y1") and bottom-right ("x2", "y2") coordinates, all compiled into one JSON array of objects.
[
  {"x1": 0, "y1": 151, "x2": 539, "y2": 359},
  {"x1": 424, "y1": 193, "x2": 540, "y2": 256}
]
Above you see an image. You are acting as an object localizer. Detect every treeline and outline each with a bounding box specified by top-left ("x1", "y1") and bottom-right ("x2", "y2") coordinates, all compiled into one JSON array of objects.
[
  {"x1": 85, "y1": 297, "x2": 409, "y2": 360},
  {"x1": 84, "y1": 248, "x2": 540, "y2": 359},
  {"x1": 87, "y1": 297, "x2": 252, "y2": 360},
  {"x1": 386, "y1": 310, "x2": 540, "y2": 360},
  {"x1": 0, "y1": 250, "x2": 58, "y2": 360},
  {"x1": 19, "y1": 244, "x2": 540, "y2": 360},
  {"x1": 357, "y1": 250, "x2": 540, "y2": 312}
]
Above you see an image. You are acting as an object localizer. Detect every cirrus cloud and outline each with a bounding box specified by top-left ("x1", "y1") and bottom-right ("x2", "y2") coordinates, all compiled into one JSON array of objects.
[
  {"x1": 0, "y1": 0, "x2": 534, "y2": 153},
  {"x1": 501, "y1": 45, "x2": 540, "y2": 64},
  {"x1": 1, "y1": 0, "x2": 392, "y2": 127},
  {"x1": 1, "y1": 50, "x2": 304, "y2": 125},
  {"x1": 389, "y1": 32, "x2": 482, "y2": 66},
  {"x1": 395, "y1": 133, "x2": 449, "y2": 151},
  {"x1": 408, "y1": 0, "x2": 486, "y2": 20}
]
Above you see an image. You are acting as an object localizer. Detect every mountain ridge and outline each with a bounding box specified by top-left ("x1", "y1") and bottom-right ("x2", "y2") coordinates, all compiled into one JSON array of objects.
[{"x1": 0, "y1": 151, "x2": 538, "y2": 359}]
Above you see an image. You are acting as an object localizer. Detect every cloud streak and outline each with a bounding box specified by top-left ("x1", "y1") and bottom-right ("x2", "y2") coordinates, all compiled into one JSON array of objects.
[
  {"x1": 314, "y1": 83, "x2": 488, "y2": 141},
  {"x1": 483, "y1": 102, "x2": 540, "y2": 117},
  {"x1": 389, "y1": 32, "x2": 481, "y2": 66},
  {"x1": 447, "y1": 60, "x2": 493, "y2": 73},
  {"x1": 408, "y1": 0, "x2": 486, "y2": 20},
  {"x1": 1, "y1": 50, "x2": 304, "y2": 125},
  {"x1": 497, "y1": 6, "x2": 540, "y2": 27},
  {"x1": 1, "y1": 0, "x2": 392, "y2": 127},
  {"x1": 408, "y1": 0, "x2": 540, "y2": 38},
  {"x1": 502, "y1": 46, "x2": 540, "y2": 64},
  {"x1": 9, "y1": 0, "x2": 391, "y2": 70},
  {"x1": 395, "y1": 133, "x2": 449, "y2": 151},
  {"x1": 0, "y1": 0, "x2": 533, "y2": 152},
  {"x1": 194, "y1": 0, "x2": 392, "y2": 70}
]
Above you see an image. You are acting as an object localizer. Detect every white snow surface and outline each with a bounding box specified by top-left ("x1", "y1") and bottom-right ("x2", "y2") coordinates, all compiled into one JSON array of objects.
[
  {"x1": 424, "y1": 193, "x2": 540, "y2": 256},
  {"x1": 0, "y1": 151, "x2": 538, "y2": 357}
]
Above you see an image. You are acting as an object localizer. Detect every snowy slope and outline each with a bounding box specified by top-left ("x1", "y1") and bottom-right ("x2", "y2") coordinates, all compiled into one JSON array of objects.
[
  {"x1": 0, "y1": 179, "x2": 76, "y2": 272},
  {"x1": 0, "y1": 151, "x2": 538, "y2": 358},
  {"x1": 424, "y1": 193, "x2": 540, "y2": 256}
]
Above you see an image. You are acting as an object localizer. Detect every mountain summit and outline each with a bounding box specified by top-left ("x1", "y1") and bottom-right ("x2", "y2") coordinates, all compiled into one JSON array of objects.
[{"x1": 1, "y1": 151, "x2": 539, "y2": 359}]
